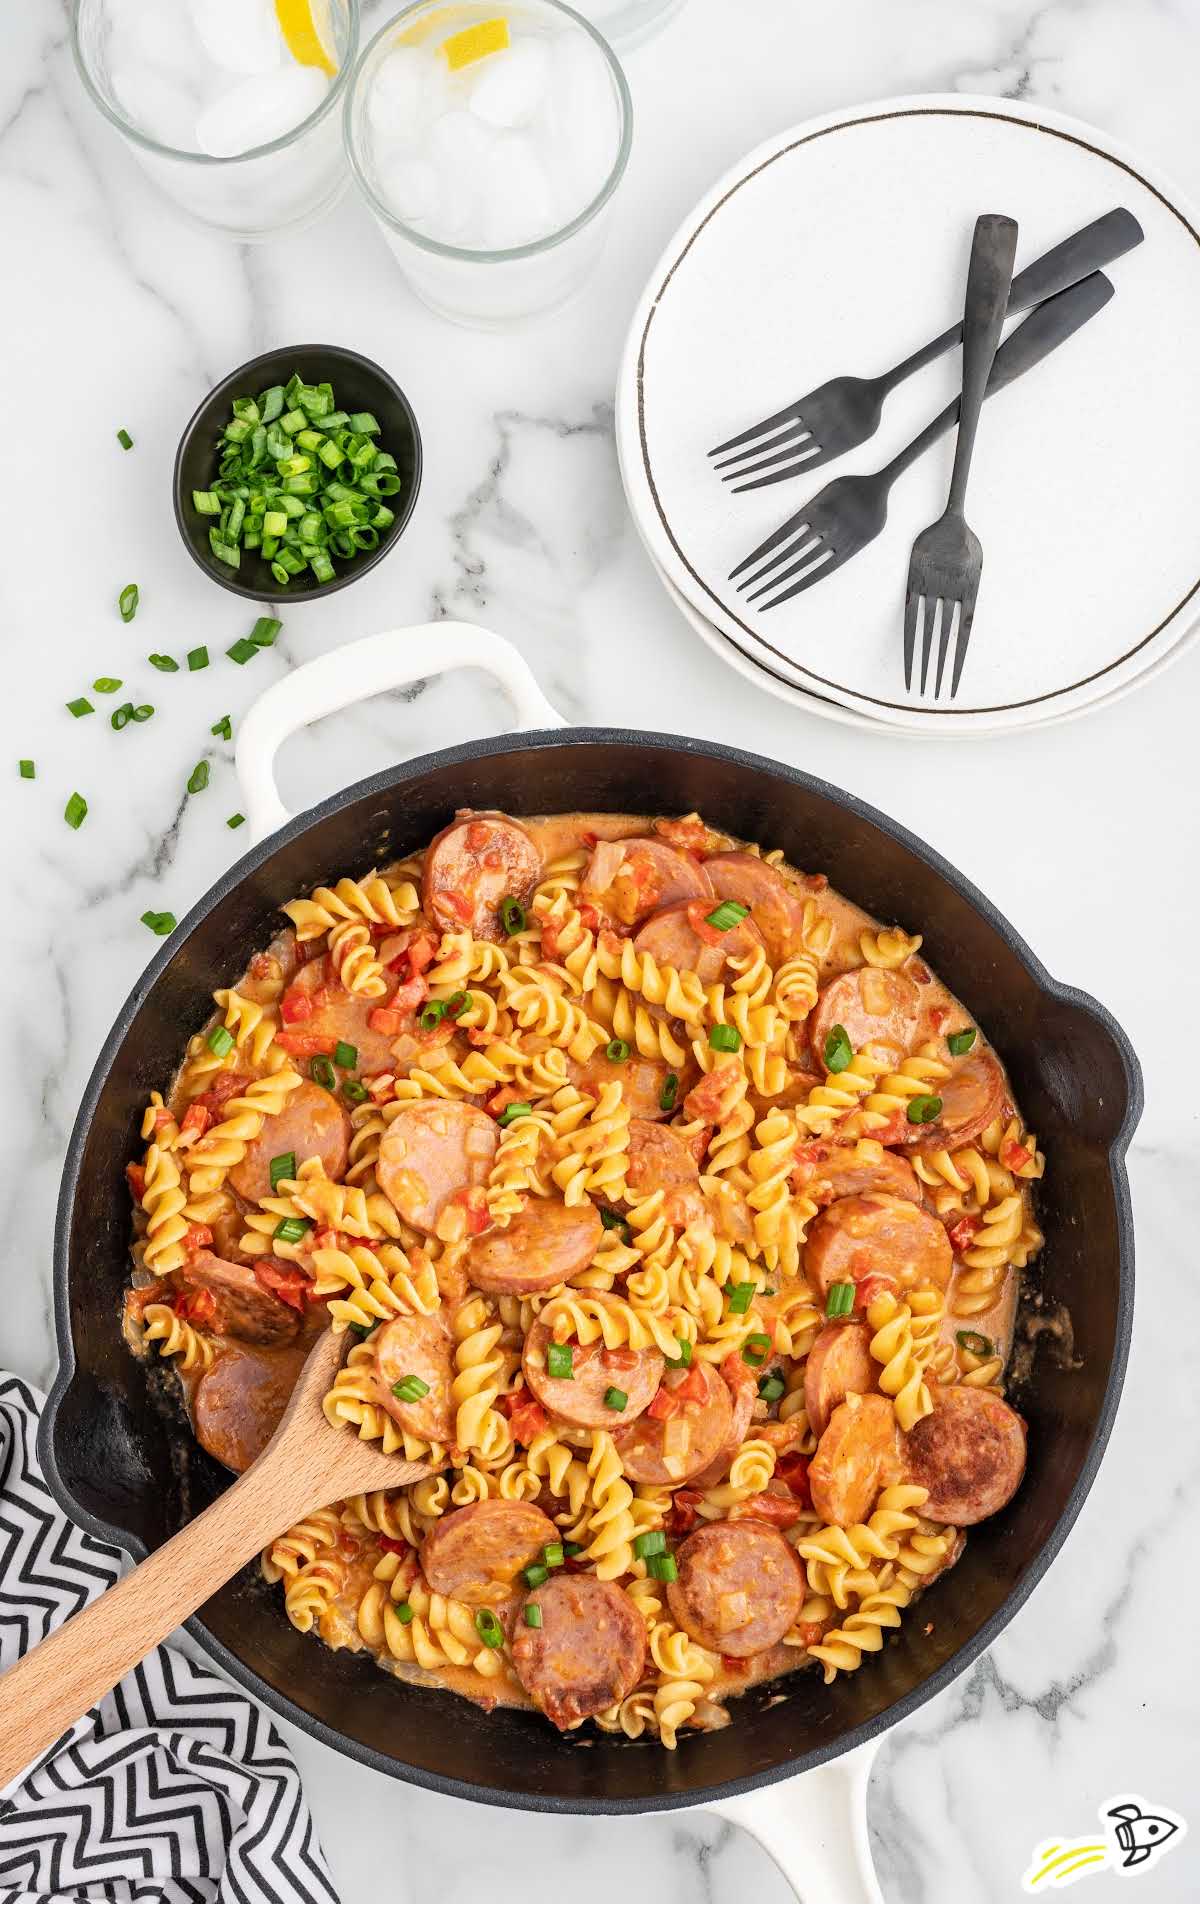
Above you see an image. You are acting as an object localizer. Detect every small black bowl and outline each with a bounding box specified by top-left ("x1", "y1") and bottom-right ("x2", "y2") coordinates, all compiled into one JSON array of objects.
[{"x1": 172, "y1": 343, "x2": 422, "y2": 603}]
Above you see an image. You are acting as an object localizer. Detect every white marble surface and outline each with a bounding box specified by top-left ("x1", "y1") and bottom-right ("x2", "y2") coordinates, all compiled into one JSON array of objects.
[{"x1": 3, "y1": 0, "x2": 1199, "y2": 1899}]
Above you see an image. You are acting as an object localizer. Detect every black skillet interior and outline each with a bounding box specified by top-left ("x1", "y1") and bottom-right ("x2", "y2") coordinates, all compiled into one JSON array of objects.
[{"x1": 43, "y1": 733, "x2": 1139, "y2": 1814}]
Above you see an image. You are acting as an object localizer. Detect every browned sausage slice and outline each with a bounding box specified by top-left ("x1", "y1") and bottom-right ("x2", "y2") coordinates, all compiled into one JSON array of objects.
[
  {"x1": 626, "y1": 1118, "x2": 699, "y2": 1196},
  {"x1": 374, "y1": 1309, "x2": 455, "y2": 1443},
  {"x1": 666, "y1": 1521, "x2": 803, "y2": 1657},
  {"x1": 512, "y1": 1573, "x2": 647, "y2": 1727},
  {"x1": 584, "y1": 836, "x2": 713, "y2": 928},
  {"x1": 634, "y1": 902, "x2": 763, "y2": 987},
  {"x1": 377, "y1": 1100, "x2": 498, "y2": 1235},
  {"x1": 803, "y1": 1322, "x2": 877, "y2": 1438},
  {"x1": 422, "y1": 1498, "x2": 558, "y2": 1606},
  {"x1": 283, "y1": 955, "x2": 407, "y2": 1075},
  {"x1": 176, "y1": 1251, "x2": 300, "y2": 1345},
  {"x1": 466, "y1": 1196, "x2": 602, "y2": 1296},
  {"x1": 793, "y1": 1141, "x2": 922, "y2": 1208},
  {"x1": 423, "y1": 810, "x2": 542, "y2": 942},
  {"x1": 906, "y1": 1048, "x2": 1006, "y2": 1153},
  {"x1": 228, "y1": 1078, "x2": 351, "y2": 1205},
  {"x1": 809, "y1": 1393, "x2": 900, "y2": 1526},
  {"x1": 902, "y1": 1385, "x2": 1027, "y2": 1525},
  {"x1": 613, "y1": 1362, "x2": 734, "y2": 1485},
  {"x1": 804, "y1": 1194, "x2": 953, "y2": 1301},
  {"x1": 522, "y1": 1319, "x2": 664, "y2": 1429},
  {"x1": 702, "y1": 850, "x2": 809, "y2": 964},
  {"x1": 809, "y1": 967, "x2": 921, "y2": 1070},
  {"x1": 567, "y1": 1050, "x2": 686, "y2": 1122},
  {"x1": 193, "y1": 1341, "x2": 308, "y2": 1472},
  {"x1": 689, "y1": 1354, "x2": 758, "y2": 1489}
]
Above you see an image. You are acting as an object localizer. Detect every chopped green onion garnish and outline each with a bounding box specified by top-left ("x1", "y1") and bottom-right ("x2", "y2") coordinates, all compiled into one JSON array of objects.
[
  {"x1": 500, "y1": 896, "x2": 526, "y2": 935},
  {"x1": 445, "y1": 990, "x2": 470, "y2": 1018},
  {"x1": 148, "y1": 653, "x2": 178, "y2": 673},
  {"x1": 604, "y1": 1386, "x2": 628, "y2": 1412},
  {"x1": 18, "y1": 759, "x2": 34, "y2": 779},
  {"x1": 226, "y1": 812, "x2": 245, "y2": 830},
  {"x1": 666, "y1": 1336, "x2": 692, "y2": 1368},
  {"x1": 66, "y1": 698, "x2": 94, "y2": 718},
  {"x1": 758, "y1": 1371, "x2": 786, "y2": 1401},
  {"x1": 226, "y1": 638, "x2": 258, "y2": 665},
  {"x1": 395, "y1": 1600, "x2": 415, "y2": 1625},
  {"x1": 187, "y1": 646, "x2": 209, "y2": 672},
  {"x1": 212, "y1": 715, "x2": 232, "y2": 740},
  {"x1": 274, "y1": 1216, "x2": 310, "y2": 1244},
  {"x1": 824, "y1": 1024, "x2": 853, "y2": 1073},
  {"x1": 474, "y1": 1608, "x2": 504, "y2": 1649},
  {"x1": 334, "y1": 1041, "x2": 358, "y2": 1070},
  {"x1": 633, "y1": 1531, "x2": 666, "y2": 1559},
  {"x1": 131, "y1": 704, "x2": 154, "y2": 723},
  {"x1": 140, "y1": 909, "x2": 175, "y2": 935},
  {"x1": 192, "y1": 489, "x2": 221, "y2": 515},
  {"x1": 906, "y1": 1094, "x2": 943, "y2": 1124},
  {"x1": 498, "y1": 1101, "x2": 532, "y2": 1127},
  {"x1": 709, "y1": 1023, "x2": 741, "y2": 1052},
  {"x1": 826, "y1": 1282, "x2": 855, "y2": 1319},
  {"x1": 523, "y1": 1562, "x2": 549, "y2": 1589},
  {"x1": 116, "y1": 428, "x2": 133, "y2": 450},
  {"x1": 647, "y1": 1554, "x2": 678, "y2": 1583},
  {"x1": 118, "y1": 584, "x2": 139, "y2": 622},
  {"x1": 112, "y1": 704, "x2": 133, "y2": 730},
  {"x1": 523, "y1": 1603, "x2": 543, "y2": 1628},
  {"x1": 546, "y1": 1342, "x2": 574, "y2": 1381},
  {"x1": 741, "y1": 1332, "x2": 772, "y2": 1367},
  {"x1": 725, "y1": 1279, "x2": 755, "y2": 1315},
  {"x1": 391, "y1": 1373, "x2": 431, "y2": 1403},
  {"x1": 311, "y1": 1055, "x2": 337, "y2": 1091},
  {"x1": 605, "y1": 1038, "x2": 631, "y2": 1063},
  {"x1": 599, "y1": 1207, "x2": 631, "y2": 1237},
  {"x1": 543, "y1": 1543, "x2": 565, "y2": 1568},
  {"x1": 947, "y1": 1027, "x2": 977, "y2": 1057},
  {"x1": 251, "y1": 617, "x2": 282, "y2": 646},
  {"x1": 207, "y1": 1025, "x2": 234, "y2": 1057},
  {"x1": 659, "y1": 1072, "x2": 679, "y2": 1112},
  {"x1": 92, "y1": 677, "x2": 122, "y2": 694},
  {"x1": 187, "y1": 762, "x2": 210, "y2": 794},
  {"x1": 342, "y1": 1078, "x2": 369, "y2": 1105},
  {"x1": 563, "y1": 1541, "x2": 582, "y2": 1558},
  {"x1": 705, "y1": 900, "x2": 749, "y2": 932},
  {"x1": 956, "y1": 1329, "x2": 994, "y2": 1357},
  {"x1": 419, "y1": 1000, "x2": 448, "y2": 1031},
  {"x1": 64, "y1": 791, "x2": 87, "y2": 830},
  {"x1": 269, "y1": 1152, "x2": 297, "y2": 1191}
]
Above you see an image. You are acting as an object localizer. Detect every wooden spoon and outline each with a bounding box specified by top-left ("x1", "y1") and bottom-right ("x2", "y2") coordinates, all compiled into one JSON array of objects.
[{"x1": 0, "y1": 1329, "x2": 432, "y2": 1788}]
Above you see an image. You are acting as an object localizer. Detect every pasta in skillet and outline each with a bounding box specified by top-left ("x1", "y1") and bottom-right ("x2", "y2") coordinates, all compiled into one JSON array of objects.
[{"x1": 124, "y1": 808, "x2": 1041, "y2": 1748}]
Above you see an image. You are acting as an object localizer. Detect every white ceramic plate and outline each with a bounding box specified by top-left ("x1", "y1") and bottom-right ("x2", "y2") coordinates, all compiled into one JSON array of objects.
[{"x1": 616, "y1": 94, "x2": 1200, "y2": 733}]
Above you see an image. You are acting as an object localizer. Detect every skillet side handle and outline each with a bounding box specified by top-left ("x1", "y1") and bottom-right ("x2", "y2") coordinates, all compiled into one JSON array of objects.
[
  {"x1": 707, "y1": 1740, "x2": 882, "y2": 1904},
  {"x1": 235, "y1": 622, "x2": 566, "y2": 844}
]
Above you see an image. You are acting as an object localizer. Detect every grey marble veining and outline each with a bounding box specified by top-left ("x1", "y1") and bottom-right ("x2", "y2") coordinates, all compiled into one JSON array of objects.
[{"x1": 4, "y1": 0, "x2": 1199, "y2": 1898}]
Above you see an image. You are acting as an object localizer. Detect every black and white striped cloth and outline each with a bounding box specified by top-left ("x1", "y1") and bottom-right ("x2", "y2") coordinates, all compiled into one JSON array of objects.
[{"x1": 0, "y1": 1372, "x2": 338, "y2": 1903}]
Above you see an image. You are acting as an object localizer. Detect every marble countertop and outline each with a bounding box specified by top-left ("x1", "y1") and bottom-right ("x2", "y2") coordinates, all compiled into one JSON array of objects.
[{"x1": 5, "y1": 0, "x2": 1199, "y2": 1898}]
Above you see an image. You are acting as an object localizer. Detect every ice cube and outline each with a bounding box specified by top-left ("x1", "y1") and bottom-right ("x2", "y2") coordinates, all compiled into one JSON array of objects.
[
  {"x1": 195, "y1": 65, "x2": 329, "y2": 157},
  {"x1": 368, "y1": 46, "x2": 445, "y2": 146},
  {"x1": 377, "y1": 154, "x2": 439, "y2": 224},
  {"x1": 469, "y1": 40, "x2": 550, "y2": 130},
  {"x1": 110, "y1": 61, "x2": 199, "y2": 148},
  {"x1": 546, "y1": 32, "x2": 618, "y2": 209},
  {"x1": 106, "y1": 0, "x2": 203, "y2": 85},
  {"x1": 186, "y1": 0, "x2": 282, "y2": 77},
  {"x1": 479, "y1": 131, "x2": 554, "y2": 249},
  {"x1": 428, "y1": 105, "x2": 496, "y2": 214}
]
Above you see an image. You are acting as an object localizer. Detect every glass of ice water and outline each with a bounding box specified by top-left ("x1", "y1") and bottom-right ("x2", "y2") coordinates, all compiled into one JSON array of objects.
[
  {"x1": 71, "y1": 0, "x2": 359, "y2": 241},
  {"x1": 345, "y1": 1, "x2": 632, "y2": 326}
]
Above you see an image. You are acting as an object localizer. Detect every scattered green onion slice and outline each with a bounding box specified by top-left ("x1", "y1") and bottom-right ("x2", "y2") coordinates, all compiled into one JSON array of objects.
[
  {"x1": 498, "y1": 1100, "x2": 532, "y2": 1127},
  {"x1": 604, "y1": 1386, "x2": 628, "y2": 1412},
  {"x1": 906, "y1": 1094, "x2": 943, "y2": 1124},
  {"x1": 226, "y1": 813, "x2": 245, "y2": 829},
  {"x1": 67, "y1": 697, "x2": 94, "y2": 718},
  {"x1": 207, "y1": 1025, "x2": 234, "y2": 1058},
  {"x1": 947, "y1": 1027, "x2": 977, "y2": 1057},
  {"x1": 741, "y1": 1332, "x2": 772, "y2": 1367},
  {"x1": 956, "y1": 1329, "x2": 994, "y2": 1358},
  {"x1": 705, "y1": 900, "x2": 749, "y2": 932},
  {"x1": 563, "y1": 1542, "x2": 582, "y2": 1558},
  {"x1": 523, "y1": 1562, "x2": 549, "y2": 1590},
  {"x1": 187, "y1": 646, "x2": 209, "y2": 672},
  {"x1": 666, "y1": 1336, "x2": 692, "y2": 1368},
  {"x1": 310, "y1": 1055, "x2": 337, "y2": 1092},
  {"x1": 826, "y1": 1282, "x2": 855, "y2": 1319},
  {"x1": 251, "y1": 616, "x2": 282, "y2": 646},
  {"x1": 269, "y1": 1152, "x2": 297, "y2": 1192},
  {"x1": 599, "y1": 1207, "x2": 631, "y2": 1236},
  {"x1": 226, "y1": 638, "x2": 257, "y2": 665},
  {"x1": 542, "y1": 1543, "x2": 565, "y2": 1569},
  {"x1": 474, "y1": 1608, "x2": 504, "y2": 1649},
  {"x1": 342, "y1": 1078, "x2": 369, "y2": 1105},
  {"x1": 445, "y1": 990, "x2": 470, "y2": 1018},
  {"x1": 419, "y1": 1000, "x2": 448, "y2": 1031},
  {"x1": 546, "y1": 1342, "x2": 574, "y2": 1381},
  {"x1": 659, "y1": 1072, "x2": 679, "y2": 1112},
  {"x1": 758, "y1": 1371, "x2": 786, "y2": 1402},
  {"x1": 523, "y1": 1603, "x2": 543, "y2": 1629},
  {"x1": 273, "y1": 1216, "x2": 311, "y2": 1244},
  {"x1": 824, "y1": 1023, "x2": 853, "y2": 1073},
  {"x1": 212, "y1": 715, "x2": 233, "y2": 740},
  {"x1": 395, "y1": 1601, "x2": 415, "y2": 1625},
  {"x1": 18, "y1": 760, "x2": 35, "y2": 779},
  {"x1": 92, "y1": 677, "x2": 122, "y2": 694},
  {"x1": 725, "y1": 1280, "x2": 755, "y2": 1315},
  {"x1": 709, "y1": 1023, "x2": 741, "y2": 1053},
  {"x1": 633, "y1": 1531, "x2": 666, "y2": 1559},
  {"x1": 118, "y1": 584, "x2": 139, "y2": 622},
  {"x1": 131, "y1": 705, "x2": 154, "y2": 723},
  {"x1": 140, "y1": 909, "x2": 175, "y2": 935},
  {"x1": 391, "y1": 1373, "x2": 430, "y2": 1403},
  {"x1": 500, "y1": 896, "x2": 526, "y2": 935},
  {"x1": 187, "y1": 761, "x2": 210, "y2": 794},
  {"x1": 112, "y1": 705, "x2": 133, "y2": 731},
  {"x1": 646, "y1": 1554, "x2": 678, "y2": 1583},
  {"x1": 116, "y1": 428, "x2": 133, "y2": 450},
  {"x1": 64, "y1": 792, "x2": 88, "y2": 830},
  {"x1": 148, "y1": 653, "x2": 178, "y2": 673},
  {"x1": 605, "y1": 1038, "x2": 631, "y2": 1064},
  {"x1": 334, "y1": 1041, "x2": 358, "y2": 1070}
]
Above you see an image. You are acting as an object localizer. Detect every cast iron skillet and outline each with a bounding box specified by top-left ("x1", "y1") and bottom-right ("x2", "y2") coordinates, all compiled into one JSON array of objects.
[{"x1": 40, "y1": 626, "x2": 1139, "y2": 1843}]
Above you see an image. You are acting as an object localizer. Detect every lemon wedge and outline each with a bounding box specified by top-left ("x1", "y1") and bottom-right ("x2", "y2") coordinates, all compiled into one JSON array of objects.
[
  {"x1": 440, "y1": 17, "x2": 510, "y2": 71},
  {"x1": 275, "y1": 0, "x2": 338, "y2": 76}
]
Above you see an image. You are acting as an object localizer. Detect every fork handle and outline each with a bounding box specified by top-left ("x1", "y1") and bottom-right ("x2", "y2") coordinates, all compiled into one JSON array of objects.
[{"x1": 945, "y1": 214, "x2": 1018, "y2": 512}]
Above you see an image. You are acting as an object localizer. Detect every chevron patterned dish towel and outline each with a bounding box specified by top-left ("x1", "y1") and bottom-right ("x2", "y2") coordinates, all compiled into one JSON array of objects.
[{"x1": 0, "y1": 1373, "x2": 338, "y2": 1904}]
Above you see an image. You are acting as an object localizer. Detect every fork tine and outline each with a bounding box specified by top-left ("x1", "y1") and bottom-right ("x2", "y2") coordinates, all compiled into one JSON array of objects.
[
  {"x1": 709, "y1": 403, "x2": 805, "y2": 459},
  {"x1": 757, "y1": 545, "x2": 840, "y2": 610},
  {"x1": 728, "y1": 443, "x2": 823, "y2": 491},
  {"x1": 736, "y1": 531, "x2": 818, "y2": 593},
  {"x1": 950, "y1": 598, "x2": 977, "y2": 697},
  {"x1": 903, "y1": 591, "x2": 920, "y2": 691},
  {"x1": 746, "y1": 537, "x2": 828, "y2": 603},
  {"x1": 714, "y1": 421, "x2": 812, "y2": 474},
  {"x1": 934, "y1": 599, "x2": 959, "y2": 697},
  {"x1": 919, "y1": 598, "x2": 939, "y2": 693},
  {"x1": 728, "y1": 515, "x2": 811, "y2": 582}
]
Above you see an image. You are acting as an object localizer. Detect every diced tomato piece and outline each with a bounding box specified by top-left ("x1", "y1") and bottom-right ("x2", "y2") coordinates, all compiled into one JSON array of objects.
[
  {"x1": 686, "y1": 900, "x2": 724, "y2": 946},
  {"x1": 674, "y1": 1363, "x2": 708, "y2": 1405},
  {"x1": 683, "y1": 1061, "x2": 739, "y2": 1123},
  {"x1": 1000, "y1": 1140, "x2": 1033, "y2": 1173},
  {"x1": 124, "y1": 1280, "x2": 167, "y2": 1319},
  {"x1": 195, "y1": 1072, "x2": 249, "y2": 1115},
  {"x1": 392, "y1": 975, "x2": 429, "y2": 1015},
  {"x1": 368, "y1": 1007, "x2": 405, "y2": 1036},
  {"x1": 181, "y1": 1223, "x2": 213, "y2": 1254},
  {"x1": 486, "y1": 1086, "x2": 525, "y2": 1119},
  {"x1": 577, "y1": 902, "x2": 600, "y2": 934},
  {"x1": 648, "y1": 1386, "x2": 681, "y2": 1422},
  {"x1": 275, "y1": 1029, "x2": 338, "y2": 1057},
  {"x1": 408, "y1": 932, "x2": 438, "y2": 975},
  {"x1": 280, "y1": 984, "x2": 314, "y2": 1026},
  {"x1": 508, "y1": 1397, "x2": 550, "y2": 1447},
  {"x1": 253, "y1": 1261, "x2": 312, "y2": 1313},
  {"x1": 855, "y1": 1271, "x2": 899, "y2": 1310},
  {"x1": 465, "y1": 822, "x2": 492, "y2": 851},
  {"x1": 175, "y1": 1287, "x2": 217, "y2": 1327},
  {"x1": 126, "y1": 1162, "x2": 146, "y2": 1202},
  {"x1": 447, "y1": 1186, "x2": 490, "y2": 1237},
  {"x1": 377, "y1": 1534, "x2": 409, "y2": 1556},
  {"x1": 654, "y1": 815, "x2": 711, "y2": 853},
  {"x1": 947, "y1": 1214, "x2": 983, "y2": 1254},
  {"x1": 665, "y1": 1487, "x2": 702, "y2": 1536},
  {"x1": 732, "y1": 1492, "x2": 803, "y2": 1530},
  {"x1": 179, "y1": 1102, "x2": 211, "y2": 1141},
  {"x1": 776, "y1": 1454, "x2": 812, "y2": 1507}
]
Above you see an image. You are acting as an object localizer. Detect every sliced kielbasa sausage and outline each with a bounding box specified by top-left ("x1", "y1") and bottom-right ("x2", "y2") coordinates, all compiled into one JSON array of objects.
[
  {"x1": 568, "y1": 1049, "x2": 685, "y2": 1122},
  {"x1": 803, "y1": 1321, "x2": 877, "y2": 1439},
  {"x1": 902, "y1": 1386, "x2": 1027, "y2": 1525},
  {"x1": 809, "y1": 967, "x2": 921, "y2": 1070},
  {"x1": 804, "y1": 1194, "x2": 953, "y2": 1301},
  {"x1": 423, "y1": 810, "x2": 542, "y2": 942},
  {"x1": 627, "y1": 1118, "x2": 699, "y2": 1196},
  {"x1": 374, "y1": 1309, "x2": 455, "y2": 1443},
  {"x1": 193, "y1": 1341, "x2": 308, "y2": 1472},
  {"x1": 690, "y1": 1354, "x2": 758, "y2": 1489},
  {"x1": 176, "y1": 1251, "x2": 300, "y2": 1345},
  {"x1": 512, "y1": 1573, "x2": 647, "y2": 1728},
  {"x1": 281, "y1": 955, "x2": 407, "y2": 1076},
  {"x1": 377, "y1": 1100, "x2": 498, "y2": 1235},
  {"x1": 422, "y1": 1498, "x2": 558, "y2": 1606},
  {"x1": 792, "y1": 1141, "x2": 922, "y2": 1209},
  {"x1": 583, "y1": 835, "x2": 713, "y2": 928},
  {"x1": 613, "y1": 1362, "x2": 734, "y2": 1485},
  {"x1": 228, "y1": 1078, "x2": 350, "y2": 1206},
  {"x1": 905, "y1": 1048, "x2": 1006, "y2": 1153},
  {"x1": 702, "y1": 850, "x2": 809, "y2": 965},
  {"x1": 634, "y1": 902, "x2": 763, "y2": 987},
  {"x1": 467, "y1": 1195, "x2": 602, "y2": 1296},
  {"x1": 667, "y1": 1520, "x2": 803, "y2": 1656},
  {"x1": 809, "y1": 1393, "x2": 900, "y2": 1527},
  {"x1": 522, "y1": 1319, "x2": 664, "y2": 1429}
]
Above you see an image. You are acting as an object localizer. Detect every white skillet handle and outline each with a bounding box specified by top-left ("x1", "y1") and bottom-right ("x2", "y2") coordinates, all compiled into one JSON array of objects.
[
  {"x1": 707, "y1": 1740, "x2": 882, "y2": 1903},
  {"x1": 235, "y1": 621, "x2": 566, "y2": 845}
]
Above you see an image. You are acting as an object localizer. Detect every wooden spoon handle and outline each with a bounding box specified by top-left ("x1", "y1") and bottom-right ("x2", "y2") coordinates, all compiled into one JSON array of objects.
[{"x1": 0, "y1": 1454, "x2": 312, "y2": 1790}]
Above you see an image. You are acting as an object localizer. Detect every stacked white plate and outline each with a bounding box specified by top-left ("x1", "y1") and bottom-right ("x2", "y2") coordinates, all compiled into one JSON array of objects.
[{"x1": 616, "y1": 94, "x2": 1200, "y2": 735}]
